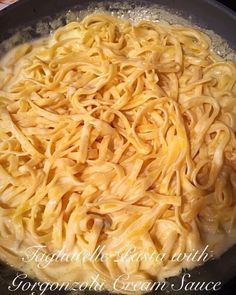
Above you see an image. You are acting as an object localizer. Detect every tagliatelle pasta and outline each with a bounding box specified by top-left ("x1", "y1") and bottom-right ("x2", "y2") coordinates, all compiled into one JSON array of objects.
[{"x1": 0, "y1": 13, "x2": 236, "y2": 294}]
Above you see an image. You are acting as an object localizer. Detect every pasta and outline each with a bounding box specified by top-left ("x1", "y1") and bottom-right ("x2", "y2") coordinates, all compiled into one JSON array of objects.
[{"x1": 0, "y1": 13, "x2": 236, "y2": 293}]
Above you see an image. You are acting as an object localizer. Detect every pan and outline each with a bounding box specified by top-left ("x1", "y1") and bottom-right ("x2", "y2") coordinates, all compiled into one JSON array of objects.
[{"x1": 0, "y1": 1, "x2": 236, "y2": 294}]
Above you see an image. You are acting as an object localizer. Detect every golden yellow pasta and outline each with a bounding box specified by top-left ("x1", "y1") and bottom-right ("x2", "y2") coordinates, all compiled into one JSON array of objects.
[{"x1": 0, "y1": 13, "x2": 236, "y2": 294}]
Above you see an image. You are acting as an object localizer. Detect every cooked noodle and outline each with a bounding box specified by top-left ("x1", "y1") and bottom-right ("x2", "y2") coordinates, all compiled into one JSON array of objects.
[{"x1": 0, "y1": 13, "x2": 236, "y2": 293}]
